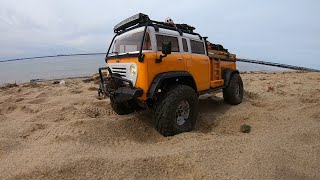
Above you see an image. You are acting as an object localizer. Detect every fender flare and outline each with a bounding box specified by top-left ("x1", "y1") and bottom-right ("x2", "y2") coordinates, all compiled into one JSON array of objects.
[
  {"x1": 147, "y1": 71, "x2": 197, "y2": 99},
  {"x1": 223, "y1": 68, "x2": 239, "y2": 87}
]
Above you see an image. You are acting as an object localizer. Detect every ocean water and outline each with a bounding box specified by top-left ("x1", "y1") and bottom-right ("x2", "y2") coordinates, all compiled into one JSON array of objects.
[
  {"x1": 0, "y1": 55, "x2": 286, "y2": 85},
  {"x1": 0, "y1": 55, "x2": 106, "y2": 84}
]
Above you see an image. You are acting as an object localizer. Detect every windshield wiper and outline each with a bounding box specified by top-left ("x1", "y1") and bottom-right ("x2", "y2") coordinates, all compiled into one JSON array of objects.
[
  {"x1": 107, "y1": 51, "x2": 119, "y2": 58},
  {"x1": 109, "y1": 51, "x2": 118, "y2": 55}
]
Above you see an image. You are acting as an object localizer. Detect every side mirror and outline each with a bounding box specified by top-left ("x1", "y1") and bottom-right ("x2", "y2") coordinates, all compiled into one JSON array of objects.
[
  {"x1": 162, "y1": 42, "x2": 172, "y2": 55},
  {"x1": 156, "y1": 42, "x2": 171, "y2": 63}
]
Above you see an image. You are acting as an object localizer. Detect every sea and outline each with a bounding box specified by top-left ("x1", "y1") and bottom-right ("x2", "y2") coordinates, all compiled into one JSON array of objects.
[{"x1": 0, "y1": 54, "x2": 287, "y2": 85}]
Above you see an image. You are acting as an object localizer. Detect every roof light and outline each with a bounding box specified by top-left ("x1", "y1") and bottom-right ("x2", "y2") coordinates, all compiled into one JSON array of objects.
[{"x1": 114, "y1": 13, "x2": 149, "y2": 33}]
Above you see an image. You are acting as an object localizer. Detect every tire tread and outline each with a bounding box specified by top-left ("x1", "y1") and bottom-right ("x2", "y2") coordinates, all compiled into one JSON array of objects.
[
  {"x1": 223, "y1": 73, "x2": 243, "y2": 105},
  {"x1": 153, "y1": 85, "x2": 198, "y2": 136}
]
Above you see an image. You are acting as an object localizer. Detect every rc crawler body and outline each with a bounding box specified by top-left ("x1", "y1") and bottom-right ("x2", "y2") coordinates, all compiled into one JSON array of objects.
[{"x1": 98, "y1": 13, "x2": 243, "y2": 136}]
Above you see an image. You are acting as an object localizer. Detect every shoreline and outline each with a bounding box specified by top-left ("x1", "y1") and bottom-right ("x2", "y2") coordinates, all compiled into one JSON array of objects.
[{"x1": 0, "y1": 70, "x2": 301, "y2": 87}]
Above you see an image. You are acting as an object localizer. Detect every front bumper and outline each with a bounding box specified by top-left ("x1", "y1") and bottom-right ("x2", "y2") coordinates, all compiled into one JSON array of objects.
[{"x1": 98, "y1": 67, "x2": 143, "y2": 102}]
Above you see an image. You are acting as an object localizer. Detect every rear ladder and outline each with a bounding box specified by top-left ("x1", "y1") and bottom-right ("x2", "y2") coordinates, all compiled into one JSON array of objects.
[{"x1": 210, "y1": 59, "x2": 224, "y2": 88}]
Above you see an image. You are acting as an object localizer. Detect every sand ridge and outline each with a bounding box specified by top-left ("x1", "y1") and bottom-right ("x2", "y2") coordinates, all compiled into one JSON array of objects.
[{"x1": 0, "y1": 71, "x2": 319, "y2": 179}]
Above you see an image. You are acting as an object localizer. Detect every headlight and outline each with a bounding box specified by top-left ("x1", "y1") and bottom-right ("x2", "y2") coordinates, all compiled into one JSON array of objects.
[{"x1": 130, "y1": 64, "x2": 137, "y2": 76}]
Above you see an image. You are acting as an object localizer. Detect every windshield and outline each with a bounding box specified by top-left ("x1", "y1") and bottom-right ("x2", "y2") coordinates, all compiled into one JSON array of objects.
[{"x1": 111, "y1": 31, "x2": 151, "y2": 54}]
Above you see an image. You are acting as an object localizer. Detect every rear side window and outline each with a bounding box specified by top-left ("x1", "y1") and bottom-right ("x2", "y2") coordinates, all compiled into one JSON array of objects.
[
  {"x1": 182, "y1": 38, "x2": 188, "y2": 52},
  {"x1": 156, "y1": 34, "x2": 179, "y2": 52},
  {"x1": 190, "y1": 40, "x2": 205, "y2": 54}
]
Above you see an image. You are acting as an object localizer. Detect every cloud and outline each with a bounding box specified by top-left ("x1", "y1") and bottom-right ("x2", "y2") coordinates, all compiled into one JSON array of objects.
[{"x1": 0, "y1": 0, "x2": 319, "y2": 68}]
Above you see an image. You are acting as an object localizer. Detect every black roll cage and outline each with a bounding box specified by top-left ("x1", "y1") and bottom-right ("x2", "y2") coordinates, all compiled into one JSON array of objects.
[{"x1": 105, "y1": 13, "x2": 204, "y2": 63}]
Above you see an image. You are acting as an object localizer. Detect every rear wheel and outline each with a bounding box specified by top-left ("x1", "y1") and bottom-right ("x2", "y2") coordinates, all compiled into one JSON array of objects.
[
  {"x1": 223, "y1": 73, "x2": 243, "y2": 105},
  {"x1": 153, "y1": 85, "x2": 199, "y2": 136}
]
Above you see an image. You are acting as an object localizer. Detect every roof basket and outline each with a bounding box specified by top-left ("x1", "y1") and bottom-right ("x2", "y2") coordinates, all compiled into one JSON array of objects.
[
  {"x1": 208, "y1": 43, "x2": 229, "y2": 53},
  {"x1": 175, "y1": 24, "x2": 196, "y2": 33}
]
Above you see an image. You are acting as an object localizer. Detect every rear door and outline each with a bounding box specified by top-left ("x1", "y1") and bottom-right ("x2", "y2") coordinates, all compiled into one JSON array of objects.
[
  {"x1": 187, "y1": 39, "x2": 210, "y2": 91},
  {"x1": 180, "y1": 38, "x2": 191, "y2": 64}
]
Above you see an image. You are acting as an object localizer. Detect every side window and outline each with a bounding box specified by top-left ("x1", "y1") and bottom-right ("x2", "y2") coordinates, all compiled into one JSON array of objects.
[
  {"x1": 182, "y1": 38, "x2": 188, "y2": 52},
  {"x1": 190, "y1": 40, "x2": 205, "y2": 55},
  {"x1": 156, "y1": 34, "x2": 179, "y2": 52}
]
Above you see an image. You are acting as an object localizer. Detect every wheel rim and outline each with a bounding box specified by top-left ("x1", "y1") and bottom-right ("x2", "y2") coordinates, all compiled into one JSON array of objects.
[{"x1": 176, "y1": 100, "x2": 190, "y2": 126}]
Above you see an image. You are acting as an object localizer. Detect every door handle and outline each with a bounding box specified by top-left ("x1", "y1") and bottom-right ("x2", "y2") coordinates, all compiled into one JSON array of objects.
[{"x1": 177, "y1": 58, "x2": 184, "y2": 60}]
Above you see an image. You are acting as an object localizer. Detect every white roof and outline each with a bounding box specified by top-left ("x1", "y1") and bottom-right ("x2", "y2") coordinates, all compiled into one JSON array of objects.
[
  {"x1": 114, "y1": 26, "x2": 203, "y2": 42},
  {"x1": 157, "y1": 28, "x2": 203, "y2": 41}
]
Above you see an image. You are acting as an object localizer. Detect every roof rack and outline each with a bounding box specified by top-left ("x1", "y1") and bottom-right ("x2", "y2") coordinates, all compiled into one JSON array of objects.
[
  {"x1": 113, "y1": 13, "x2": 197, "y2": 36},
  {"x1": 108, "y1": 13, "x2": 203, "y2": 63}
]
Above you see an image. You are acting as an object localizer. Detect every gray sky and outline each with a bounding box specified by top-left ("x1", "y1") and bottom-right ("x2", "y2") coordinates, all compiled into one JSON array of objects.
[{"x1": 0, "y1": 0, "x2": 319, "y2": 68}]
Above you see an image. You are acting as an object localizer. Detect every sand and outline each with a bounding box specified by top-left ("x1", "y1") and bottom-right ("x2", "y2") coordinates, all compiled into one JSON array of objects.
[{"x1": 0, "y1": 71, "x2": 319, "y2": 179}]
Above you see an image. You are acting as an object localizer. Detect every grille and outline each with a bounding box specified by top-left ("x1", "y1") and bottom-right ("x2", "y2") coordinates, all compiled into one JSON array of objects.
[
  {"x1": 110, "y1": 66, "x2": 127, "y2": 78},
  {"x1": 108, "y1": 63, "x2": 137, "y2": 86}
]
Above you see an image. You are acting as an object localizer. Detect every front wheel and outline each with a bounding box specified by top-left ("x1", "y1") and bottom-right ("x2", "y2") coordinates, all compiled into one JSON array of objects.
[
  {"x1": 110, "y1": 98, "x2": 135, "y2": 115},
  {"x1": 153, "y1": 85, "x2": 199, "y2": 137},
  {"x1": 223, "y1": 73, "x2": 244, "y2": 105}
]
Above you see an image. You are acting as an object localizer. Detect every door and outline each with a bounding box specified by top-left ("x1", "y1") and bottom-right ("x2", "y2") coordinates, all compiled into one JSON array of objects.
[
  {"x1": 187, "y1": 39, "x2": 210, "y2": 91},
  {"x1": 148, "y1": 34, "x2": 185, "y2": 83}
]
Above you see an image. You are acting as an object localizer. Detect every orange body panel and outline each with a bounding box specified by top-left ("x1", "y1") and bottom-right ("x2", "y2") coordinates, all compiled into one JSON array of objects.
[
  {"x1": 107, "y1": 52, "x2": 237, "y2": 101},
  {"x1": 210, "y1": 80, "x2": 224, "y2": 88},
  {"x1": 147, "y1": 52, "x2": 185, "y2": 85},
  {"x1": 107, "y1": 52, "x2": 153, "y2": 100},
  {"x1": 186, "y1": 55, "x2": 210, "y2": 91},
  {"x1": 220, "y1": 60, "x2": 237, "y2": 70}
]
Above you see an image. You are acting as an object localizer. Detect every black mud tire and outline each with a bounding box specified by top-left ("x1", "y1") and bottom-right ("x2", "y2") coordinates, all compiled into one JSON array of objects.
[
  {"x1": 153, "y1": 85, "x2": 199, "y2": 137},
  {"x1": 110, "y1": 98, "x2": 135, "y2": 115},
  {"x1": 223, "y1": 73, "x2": 243, "y2": 105}
]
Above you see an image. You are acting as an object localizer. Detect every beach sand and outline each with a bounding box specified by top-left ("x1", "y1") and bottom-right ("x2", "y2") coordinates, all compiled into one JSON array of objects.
[{"x1": 0, "y1": 71, "x2": 319, "y2": 179}]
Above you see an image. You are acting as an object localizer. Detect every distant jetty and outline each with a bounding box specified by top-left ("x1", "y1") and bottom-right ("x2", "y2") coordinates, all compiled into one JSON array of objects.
[
  {"x1": 0, "y1": 53, "x2": 107, "y2": 63},
  {"x1": 1, "y1": 53, "x2": 319, "y2": 72},
  {"x1": 237, "y1": 58, "x2": 320, "y2": 72}
]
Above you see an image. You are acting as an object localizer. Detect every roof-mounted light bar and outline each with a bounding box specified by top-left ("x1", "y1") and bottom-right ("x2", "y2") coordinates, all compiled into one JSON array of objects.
[{"x1": 113, "y1": 13, "x2": 150, "y2": 33}]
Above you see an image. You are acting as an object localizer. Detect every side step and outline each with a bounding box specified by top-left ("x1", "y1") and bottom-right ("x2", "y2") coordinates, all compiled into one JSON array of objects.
[
  {"x1": 199, "y1": 85, "x2": 226, "y2": 95},
  {"x1": 210, "y1": 80, "x2": 224, "y2": 88}
]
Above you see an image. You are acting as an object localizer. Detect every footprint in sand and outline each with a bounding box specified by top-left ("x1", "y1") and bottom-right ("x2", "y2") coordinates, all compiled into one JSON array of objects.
[
  {"x1": 69, "y1": 89, "x2": 83, "y2": 94},
  {"x1": 20, "y1": 123, "x2": 47, "y2": 139},
  {"x1": 290, "y1": 131, "x2": 320, "y2": 146},
  {"x1": 0, "y1": 138, "x2": 22, "y2": 155},
  {"x1": 82, "y1": 101, "x2": 116, "y2": 118},
  {"x1": 27, "y1": 126, "x2": 85, "y2": 141},
  {"x1": 0, "y1": 104, "x2": 18, "y2": 114},
  {"x1": 83, "y1": 107, "x2": 116, "y2": 118},
  {"x1": 30, "y1": 123, "x2": 47, "y2": 132},
  {"x1": 35, "y1": 92, "x2": 48, "y2": 98},
  {"x1": 28, "y1": 98, "x2": 46, "y2": 104},
  {"x1": 311, "y1": 112, "x2": 320, "y2": 121},
  {"x1": 299, "y1": 97, "x2": 319, "y2": 104},
  {"x1": 301, "y1": 104, "x2": 320, "y2": 121},
  {"x1": 0, "y1": 114, "x2": 6, "y2": 121},
  {"x1": 19, "y1": 105, "x2": 39, "y2": 114},
  {"x1": 244, "y1": 90, "x2": 259, "y2": 100},
  {"x1": 250, "y1": 101, "x2": 267, "y2": 107},
  {"x1": 15, "y1": 98, "x2": 24, "y2": 102}
]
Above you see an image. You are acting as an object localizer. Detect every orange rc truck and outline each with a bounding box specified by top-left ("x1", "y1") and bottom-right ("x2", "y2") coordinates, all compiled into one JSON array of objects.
[{"x1": 98, "y1": 13, "x2": 243, "y2": 136}]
